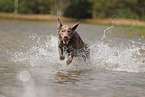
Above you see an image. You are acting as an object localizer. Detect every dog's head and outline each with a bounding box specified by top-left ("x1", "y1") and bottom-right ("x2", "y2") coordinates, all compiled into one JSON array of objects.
[{"x1": 57, "y1": 17, "x2": 79, "y2": 45}]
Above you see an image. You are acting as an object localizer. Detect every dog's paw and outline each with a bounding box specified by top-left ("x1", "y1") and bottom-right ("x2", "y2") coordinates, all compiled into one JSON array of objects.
[
  {"x1": 66, "y1": 59, "x2": 72, "y2": 65},
  {"x1": 60, "y1": 56, "x2": 65, "y2": 60}
]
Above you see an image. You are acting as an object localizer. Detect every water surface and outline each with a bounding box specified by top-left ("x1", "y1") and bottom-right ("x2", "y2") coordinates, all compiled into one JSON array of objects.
[{"x1": 0, "y1": 19, "x2": 145, "y2": 97}]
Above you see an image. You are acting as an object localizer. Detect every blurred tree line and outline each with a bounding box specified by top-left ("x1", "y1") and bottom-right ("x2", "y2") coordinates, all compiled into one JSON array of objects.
[{"x1": 0, "y1": 0, "x2": 144, "y2": 20}]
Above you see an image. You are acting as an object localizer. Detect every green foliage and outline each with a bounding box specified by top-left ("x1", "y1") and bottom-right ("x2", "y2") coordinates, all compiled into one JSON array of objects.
[
  {"x1": 0, "y1": 0, "x2": 144, "y2": 19},
  {"x1": 89, "y1": 0, "x2": 145, "y2": 20},
  {"x1": 63, "y1": 0, "x2": 91, "y2": 19},
  {"x1": 18, "y1": 0, "x2": 51, "y2": 14},
  {"x1": 0, "y1": 0, "x2": 14, "y2": 12}
]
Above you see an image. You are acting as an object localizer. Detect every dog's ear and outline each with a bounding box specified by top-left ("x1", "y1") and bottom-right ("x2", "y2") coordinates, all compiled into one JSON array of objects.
[
  {"x1": 71, "y1": 22, "x2": 79, "y2": 30},
  {"x1": 57, "y1": 17, "x2": 63, "y2": 30}
]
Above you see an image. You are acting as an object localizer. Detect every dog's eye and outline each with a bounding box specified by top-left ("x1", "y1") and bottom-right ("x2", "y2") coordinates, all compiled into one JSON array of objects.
[
  {"x1": 68, "y1": 31, "x2": 71, "y2": 33},
  {"x1": 62, "y1": 30, "x2": 65, "y2": 32}
]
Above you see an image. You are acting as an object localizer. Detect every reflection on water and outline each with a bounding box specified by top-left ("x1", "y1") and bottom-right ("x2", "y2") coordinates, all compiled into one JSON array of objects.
[
  {"x1": 0, "y1": 19, "x2": 145, "y2": 97},
  {"x1": 55, "y1": 71, "x2": 83, "y2": 84}
]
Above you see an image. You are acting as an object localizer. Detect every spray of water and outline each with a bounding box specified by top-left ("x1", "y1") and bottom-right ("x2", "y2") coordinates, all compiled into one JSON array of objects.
[{"x1": 11, "y1": 27, "x2": 145, "y2": 73}]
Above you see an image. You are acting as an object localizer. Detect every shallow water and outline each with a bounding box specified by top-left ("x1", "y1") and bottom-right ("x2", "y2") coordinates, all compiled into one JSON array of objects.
[{"x1": 0, "y1": 19, "x2": 145, "y2": 97}]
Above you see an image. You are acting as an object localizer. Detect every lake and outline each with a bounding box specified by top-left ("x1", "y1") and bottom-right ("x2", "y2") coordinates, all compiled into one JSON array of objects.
[{"x1": 0, "y1": 19, "x2": 145, "y2": 97}]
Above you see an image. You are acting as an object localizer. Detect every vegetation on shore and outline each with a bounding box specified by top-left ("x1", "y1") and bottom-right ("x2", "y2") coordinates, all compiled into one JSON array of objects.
[
  {"x1": 0, "y1": 13, "x2": 145, "y2": 38},
  {"x1": 0, "y1": 0, "x2": 145, "y2": 20},
  {"x1": 0, "y1": 13, "x2": 145, "y2": 27},
  {"x1": 0, "y1": 0, "x2": 144, "y2": 38}
]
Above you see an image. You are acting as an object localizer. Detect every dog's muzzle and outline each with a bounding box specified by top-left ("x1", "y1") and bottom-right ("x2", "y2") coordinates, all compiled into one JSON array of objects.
[
  {"x1": 62, "y1": 39, "x2": 70, "y2": 45},
  {"x1": 62, "y1": 36, "x2": 70, "y2": 45}
]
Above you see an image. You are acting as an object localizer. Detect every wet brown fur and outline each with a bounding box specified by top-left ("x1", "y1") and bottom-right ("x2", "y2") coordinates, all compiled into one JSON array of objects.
[{"x1": 57, "y1": 17, "x2": 90, "y2": 65}]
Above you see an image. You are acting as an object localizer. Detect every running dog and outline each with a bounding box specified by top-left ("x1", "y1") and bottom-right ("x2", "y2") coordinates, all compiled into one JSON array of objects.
[{"x1": 57, "y1": 17, "x2": 90, "y2": 65}]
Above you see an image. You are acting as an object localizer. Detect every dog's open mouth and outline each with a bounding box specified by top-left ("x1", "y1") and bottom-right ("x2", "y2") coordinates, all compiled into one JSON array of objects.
[{"x1": 62, "y1": 39, "x2": 70, "y2": 45}]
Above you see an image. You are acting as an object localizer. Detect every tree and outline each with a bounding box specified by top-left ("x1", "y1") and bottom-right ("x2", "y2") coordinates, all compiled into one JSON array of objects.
[
  {"x1": 14, "y1": 0, "x2": 18, "y2": 14},
  {"x1": 0, "y1": 0, "x2": 144, "y2": 20},
  {"x1": 18, "y1": 0, "x2": 51, "y2": 14},
  {"x1": 49, "y1": 0, "x2": 67, "y2": 15},
  {"x1": 63, "y1": 0, "x2": 91, "y2": 19},
  {"x1": 0, "y1": 0, "x2": 14, "y2": 12}
]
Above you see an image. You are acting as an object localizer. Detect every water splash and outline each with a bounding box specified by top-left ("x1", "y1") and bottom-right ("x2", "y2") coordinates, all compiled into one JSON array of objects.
[
  {"x1": 12, "y1": 35, "x2": 59, "y2": 67},
  {"x1": 91, "y1": 26, "x2": 145, "y2": 72},
  {"x1": 11, "y1": 34, "x2": 92, "y2": 71},
  {"x1": 102, "y1": 25, "x2": 113, "y2": 40},
  {"x1": 90, "y1": 41, "x2": 145, "y2": 72},
  {"x1": 11, "y1": 28, "x2": 145, "y2": 73}
]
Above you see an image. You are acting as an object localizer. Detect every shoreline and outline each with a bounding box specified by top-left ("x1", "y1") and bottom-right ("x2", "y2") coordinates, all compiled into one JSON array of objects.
[{"x1": 0, "y1": 13, "x2": 145, "y2": 27}]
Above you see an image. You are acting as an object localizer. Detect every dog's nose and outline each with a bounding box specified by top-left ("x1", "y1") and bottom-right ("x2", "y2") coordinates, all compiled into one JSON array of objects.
[{"x1": 64, "y1": 36, "x2": 68, "y2": 39}]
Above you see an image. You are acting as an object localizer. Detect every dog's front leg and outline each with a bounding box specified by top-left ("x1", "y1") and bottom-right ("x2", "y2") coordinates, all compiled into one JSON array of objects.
[
  {"x1": 66, "y1": 53, "x2": 74, "y2": 65},
  {"x1": 58, "y1": 46, "x2": 65, "y2": 60}
]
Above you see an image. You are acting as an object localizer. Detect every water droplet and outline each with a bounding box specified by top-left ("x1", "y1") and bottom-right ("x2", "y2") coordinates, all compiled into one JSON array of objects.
[{"x1": 18, "y1": 70, "x2": 31, "y2": 82}]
